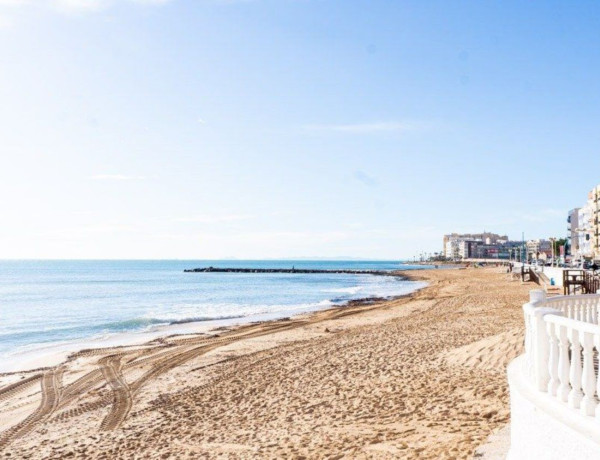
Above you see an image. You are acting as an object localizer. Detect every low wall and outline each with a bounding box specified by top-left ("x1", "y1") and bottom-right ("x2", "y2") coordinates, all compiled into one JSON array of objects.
[
  {"x1": 540, "y1": 267, "x2": 566, "y2": 287},
  {"x1": 508, "y1": 356, "x2": 600, "y2": 460}
]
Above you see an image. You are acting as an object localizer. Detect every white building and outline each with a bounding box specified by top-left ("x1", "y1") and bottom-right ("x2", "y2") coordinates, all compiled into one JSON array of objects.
[
  {"x1": 526, "y1": 239, "x2": 552, "y2": 261},
  {"x1": 444, "y1": 238, "x2": 478, "y2": 260},
  {"x1": 578, "y1": 204, "x2": 593, "y2": 259},
  {"x1": 442, "y1": 232, "x2": 508, "y2": 260},
  {"x1": 570, "y1": 204, "x2": 594, "y2": 261},
  {"x1": 444, "y1": 240, "x2": 456, "y2": 260},
  {"x1": 569, "y1": 185, "x2": 600, "y2": 262}
]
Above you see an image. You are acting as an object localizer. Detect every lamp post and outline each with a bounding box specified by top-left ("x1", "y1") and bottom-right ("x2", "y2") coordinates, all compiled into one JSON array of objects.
[
  {"x1": 519, "y1": 246, "x2": 522, "y2": 264},
  {"x1": 572, "y1": 228, "x2": 586, "y2": 268}
]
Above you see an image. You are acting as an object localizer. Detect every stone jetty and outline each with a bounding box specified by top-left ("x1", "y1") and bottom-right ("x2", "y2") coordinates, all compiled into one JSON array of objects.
[{"x1": 183, "y1": 267, "x2": 395, "y2": 276}]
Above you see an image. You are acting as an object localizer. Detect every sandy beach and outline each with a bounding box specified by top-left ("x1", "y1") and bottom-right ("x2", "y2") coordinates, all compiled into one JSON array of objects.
[{"x1": 0, "y1": 266, "x2": 532, "y2": 459}]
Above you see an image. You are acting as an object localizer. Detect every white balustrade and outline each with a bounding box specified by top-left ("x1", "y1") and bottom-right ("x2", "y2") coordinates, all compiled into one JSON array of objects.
[
  {"x1": 536, "y1": 293, "x2": 600, "y2": 324},
  {"x1": 523, "y1": 290, "x2": 600, "y2": 422}
]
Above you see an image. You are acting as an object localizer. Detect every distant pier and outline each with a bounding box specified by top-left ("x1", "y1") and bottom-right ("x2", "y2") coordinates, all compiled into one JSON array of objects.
[{"x1": 183, "y1": 267, "x2": 395, "y2": 276}]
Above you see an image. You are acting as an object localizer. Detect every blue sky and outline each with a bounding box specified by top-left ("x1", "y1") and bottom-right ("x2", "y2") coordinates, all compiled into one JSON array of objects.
[{"x1": 0, "y1": 0, "x2": 599, "y2": 259}]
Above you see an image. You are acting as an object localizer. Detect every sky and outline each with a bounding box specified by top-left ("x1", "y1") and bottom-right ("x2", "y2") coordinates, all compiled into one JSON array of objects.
[{"x1": 0, "y1": 0, "x2": 599, "y2": 259}]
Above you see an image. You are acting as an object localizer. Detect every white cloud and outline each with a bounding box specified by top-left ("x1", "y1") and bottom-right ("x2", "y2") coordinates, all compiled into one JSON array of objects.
[
  {"x1": 52, "y1": 0, "x2": 111, "y2": 13},
  {"x1": 0, "y1": 14, "x2": 11, "y2": 28},
  {"x1": 89, "y1": 174, "x2": 146, "y2": 180},
  {"x1": 0, "y1": 0, "x2": 26, "y2": 27},
  {"x1": 40, "y1": 224, "x2": 139, "y2": 239},
  {"x1": 74, "y1": 224, "x2": 138, "y2": 234},
  {"x1": 0, "y1": 0, "x2": 29, "y2": 6},
  {"x1": 0, "y1": 0, "x2": 174, "y2": 14},
  {"x1": 522, "y1": 208, "x2": 564, "y2": 223},
  {"x1": 54, "y1": 0, "x2": 174, "y2": 12},
  {"x1": 353, "y1": 170, "x2": 378, "y2": 187},
  {"x1": 190, "y1": 230, "x2": 351, "y2": 247},
  {"x1": 130, "y1": 0, "x2": 173, "y2": 4},
  {"x1": 305, "y1": 121, "x2": 418, "y2": 134},
  {"x1": 174, "y1": 214, "x2": 253, "y2": 224}
]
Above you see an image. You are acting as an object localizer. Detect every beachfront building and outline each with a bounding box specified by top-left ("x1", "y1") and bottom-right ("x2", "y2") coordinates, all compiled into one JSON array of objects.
[
  {"x1": 568, "y1": 186, "x2": 597, "y2": 262},
  {"x1": 444, "y1": 239, "x2": 460, "y2": 260},
  {"x1": 572, "y1": 204, "x2": 594, "y2": 262},
  {"x1": 444, "y1": 238, "x2": 479, "y2": 260},
  {"x1": 569, "y1": 208, "x2": 582, "y2": 257},
  {"x1": 526, "y1": 239, "x2": 552, "y2": 261},
  {"x1": 442, "y1": 232, "x2": 528, "y2": 261},
  {"x1": 590, "y1": 185, "x2": 600, "y2": 261},
  {"x1": 442, "y1": 232, "x2": 508, "y2": 260},
  {"x1": 509, "y1": 290, "x2": 600, "y2": 459}
]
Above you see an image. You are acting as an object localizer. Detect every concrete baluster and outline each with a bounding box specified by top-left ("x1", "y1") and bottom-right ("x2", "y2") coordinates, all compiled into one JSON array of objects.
[
  {"x1": 595, "y1": 335, "x2": 600, "y2": 421},
  {"x1": 547, "y1": 323, "x2": 559, "y2": 396},
  {"x1": 580, "y1": 331, "x2": 597, "y2": 416},
  {"x1": 524, "y1": 308, "x2": 533, "y2": 378},
  {"x1": 558, "y1": 325, "x2": 571, "y2": 402},
  {"x1": 532, "y1": 310, "x2": 553, "y2": 391},
  {"x1": 568, "y1": 328, "x2": 583, "y2": 409},
  {"x1": 547, "y1": 321, "x2": 559, "y2": 396}
]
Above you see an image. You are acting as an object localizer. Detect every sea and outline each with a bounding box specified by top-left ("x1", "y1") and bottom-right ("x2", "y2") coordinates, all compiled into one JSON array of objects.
[{"x1": 0, "y1": 260, "x2": 427, "y2": 372}]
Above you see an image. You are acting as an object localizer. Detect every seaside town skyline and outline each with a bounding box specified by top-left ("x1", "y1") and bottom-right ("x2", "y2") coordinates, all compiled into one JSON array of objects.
[{"x1": 438, "y1": 182, "x2": 600, "y2": 264}]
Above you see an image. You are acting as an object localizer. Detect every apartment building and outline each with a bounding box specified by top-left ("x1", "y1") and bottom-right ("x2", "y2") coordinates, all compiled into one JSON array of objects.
[
  {"x1": 526, "y1": 239, "x2": 552, "y2": 260},
  {"x1": 568, "y1": 185, "x2": 599, "y2": 261},
  {"x1": 569, "y1": 204, "x2": 593, "y2": 260},
  {"x1": 591, "y1": 185, "x2": 600, "y2": 260},
  {"x1": 442, "y1": 232, "x2": 514, "y2": 260}
]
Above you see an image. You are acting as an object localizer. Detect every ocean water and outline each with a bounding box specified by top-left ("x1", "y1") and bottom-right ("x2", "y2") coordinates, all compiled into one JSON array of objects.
[{"x1": 0, "y1": 260, "x2": 426, "y2": 370}]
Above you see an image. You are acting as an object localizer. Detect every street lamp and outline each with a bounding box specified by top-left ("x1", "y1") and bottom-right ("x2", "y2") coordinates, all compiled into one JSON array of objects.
[
  {"x1": 549, "y1": 237, "x2": 556, "y2": 268},
  {"x1": 572, "y1": 228, "x2": 587, "y2": 268}
]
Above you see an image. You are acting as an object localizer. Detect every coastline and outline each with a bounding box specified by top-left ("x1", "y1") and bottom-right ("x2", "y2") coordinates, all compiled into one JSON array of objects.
[
  {"x1": 0, "y1": 272, "x2": 428, "y2": 375},
  {"x1": 1, "y1": 266, "x2": 531, "y2": 459}
]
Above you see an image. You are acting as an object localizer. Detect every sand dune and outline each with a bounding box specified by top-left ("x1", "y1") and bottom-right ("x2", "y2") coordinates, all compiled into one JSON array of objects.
[
  {"x1": 0, "y1": 267, "x2": 532, "y2": 459},
  {"x1": 443, "y1": 328, "x2": 523, "y2": 372}
]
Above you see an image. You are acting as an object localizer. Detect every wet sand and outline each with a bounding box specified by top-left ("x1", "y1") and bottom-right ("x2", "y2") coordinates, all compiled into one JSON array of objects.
[{"x1": 0, "y1": 267, "x2": 531, "y2": 459}]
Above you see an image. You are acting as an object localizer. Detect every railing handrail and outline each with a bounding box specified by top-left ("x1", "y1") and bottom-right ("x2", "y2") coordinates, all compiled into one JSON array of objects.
[
  {"x1": 530, "y1": 293, "x2": 600, "y2": 325},
  {"x1": 544, "y1": 293, "x2": 600, "y2": 304},
  {"x1": 523, "y1": 289, "x2": 600, "y2": 424},
  {"x1": 544, "y1": 313, "x2": 600, "y2": 335}
]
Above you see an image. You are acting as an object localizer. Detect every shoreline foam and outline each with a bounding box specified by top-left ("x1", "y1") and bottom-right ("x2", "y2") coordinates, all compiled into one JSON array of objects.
[{"x1": 0, "y1": 278, "x2": 428, "y2": 374}]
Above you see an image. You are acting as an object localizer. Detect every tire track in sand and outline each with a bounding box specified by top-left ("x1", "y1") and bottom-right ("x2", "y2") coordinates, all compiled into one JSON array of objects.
[
  {"x1": 0, "y1": 374, "x2": 42, "y2": 403},
  {"x1": 7, "y1": 317, "x2": 327, "y2": 439},
  {"x1": 0, "y1": 368, "x2": 62, "y2": 450},
  {"x1": 99, "y1": 356, "x2": 133, "y2": 431}
]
